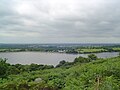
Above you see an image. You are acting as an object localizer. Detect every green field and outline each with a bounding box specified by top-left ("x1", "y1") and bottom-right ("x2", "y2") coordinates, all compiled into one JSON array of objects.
[
  {"x1": 77, "y1": 48, "x2": 107, "y2": 53},
  {"x1": 0, "y1": 49, "x2": 22, "y2": 52},
  {"x1": 112, "y1": 47, "x2": 120, "y2": 51}
]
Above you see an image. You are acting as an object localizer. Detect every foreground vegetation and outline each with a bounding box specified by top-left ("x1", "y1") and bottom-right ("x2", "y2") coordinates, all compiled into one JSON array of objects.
[{"x1": 0, "y1": 54, "x2": 120, "y2": 90}]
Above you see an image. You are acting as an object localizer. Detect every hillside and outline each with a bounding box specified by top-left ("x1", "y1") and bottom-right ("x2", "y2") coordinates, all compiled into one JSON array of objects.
[{"x1": 0, "y1": 56, "x2": 120, "y2": 90}]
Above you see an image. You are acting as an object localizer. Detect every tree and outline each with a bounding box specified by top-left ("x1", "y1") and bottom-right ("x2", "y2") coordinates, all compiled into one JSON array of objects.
[
  {"x1": 56, "y1": 60, "x2": 66, "y2": 67},
  {"x1": 0, "y1": 58, "x2": 9, "y2": 78},
  {"x1": 74, "y1": 56, "x2": 89, "y2": 63},
  {"x1": 88, "y1": 54, "x2": 98, "y2": 61}
]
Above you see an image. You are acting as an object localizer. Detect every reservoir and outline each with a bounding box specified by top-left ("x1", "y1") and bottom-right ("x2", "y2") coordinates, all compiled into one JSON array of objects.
[{"x1": 0, "y1": 52, "x2": 119, "y2": 65}]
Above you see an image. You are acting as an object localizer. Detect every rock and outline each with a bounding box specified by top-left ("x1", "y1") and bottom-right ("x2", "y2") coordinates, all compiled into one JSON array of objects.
[{"x1": 34, "y1": 78, "x2": 42, "y2": 83}]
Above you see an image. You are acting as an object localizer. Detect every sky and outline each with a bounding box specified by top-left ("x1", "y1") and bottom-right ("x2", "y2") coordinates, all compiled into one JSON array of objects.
[{"x1": 0, "y1": 0, "x2": 120, "y2": 43}]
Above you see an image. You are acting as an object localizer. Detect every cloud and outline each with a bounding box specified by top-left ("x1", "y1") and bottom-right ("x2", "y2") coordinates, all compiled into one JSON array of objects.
[{"x1": 0, "y1": 0, "x2": 120, "y2": 43}]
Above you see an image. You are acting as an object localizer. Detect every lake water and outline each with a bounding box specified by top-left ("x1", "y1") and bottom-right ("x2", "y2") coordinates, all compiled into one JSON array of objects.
[{"x1": 0, "y1": 52, "x2": 119, "y2": 65}]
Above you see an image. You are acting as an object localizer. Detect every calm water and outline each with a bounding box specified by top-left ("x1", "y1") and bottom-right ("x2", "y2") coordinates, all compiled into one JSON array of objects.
[{"x1": 0, "y1": 52, "x2": 119, "y2": 65}]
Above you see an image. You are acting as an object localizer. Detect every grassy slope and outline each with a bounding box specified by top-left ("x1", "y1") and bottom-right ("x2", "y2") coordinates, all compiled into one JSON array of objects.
[{"x1": 0, "y1": 57, "x2": 120, "y2": 90}]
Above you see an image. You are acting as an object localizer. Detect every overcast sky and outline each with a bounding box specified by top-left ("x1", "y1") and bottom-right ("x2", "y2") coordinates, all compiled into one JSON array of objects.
[{"x1": 0, "y1": 0, "x2": 120, "y2": 43}]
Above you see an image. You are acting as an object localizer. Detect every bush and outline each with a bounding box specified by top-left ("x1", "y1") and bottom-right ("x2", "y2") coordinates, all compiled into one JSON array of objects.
[{"x1": 88, "y1": 54, "x2": 98, "y2": 61}]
